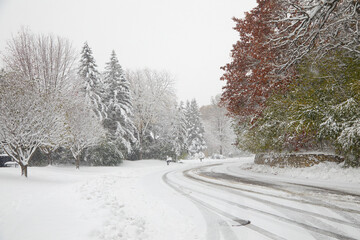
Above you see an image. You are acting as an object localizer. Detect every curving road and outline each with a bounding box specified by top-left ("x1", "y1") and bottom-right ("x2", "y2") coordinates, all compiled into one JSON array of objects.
[{"x1": 162, "y1": 161, "x2": 360, "y2": 240}]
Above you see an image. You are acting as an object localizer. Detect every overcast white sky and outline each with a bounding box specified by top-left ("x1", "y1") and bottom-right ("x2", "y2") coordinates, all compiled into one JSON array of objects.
[{"x1": 0, "y1": 0, "x2": 257, "y2": 106}]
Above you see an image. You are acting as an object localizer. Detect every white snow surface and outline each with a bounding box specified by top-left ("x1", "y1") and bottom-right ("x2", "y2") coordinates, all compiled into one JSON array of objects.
[
  {"x1": 239, "y1": 159, "x2": 360, "y2": 184},
  {"x1": 0, "y1": 160, "x2": 205, "y2": 240},
  {"x1": 0, "y1": 157, "x2": 359, "y2": 240}
]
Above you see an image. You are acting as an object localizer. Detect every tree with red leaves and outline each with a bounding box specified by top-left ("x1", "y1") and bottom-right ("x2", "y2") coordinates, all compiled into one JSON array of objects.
[{"x1": 221, "y1": 0, "x2": 292, "y2": 120}]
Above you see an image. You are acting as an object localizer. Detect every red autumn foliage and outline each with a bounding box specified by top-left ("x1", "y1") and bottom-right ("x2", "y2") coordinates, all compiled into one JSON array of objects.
[{"x1": 220, "y1": 0, "x2": 292, "y2": 119}]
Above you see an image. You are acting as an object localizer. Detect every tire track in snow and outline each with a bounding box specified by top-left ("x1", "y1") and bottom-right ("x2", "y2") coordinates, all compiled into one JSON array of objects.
[
  {"x1": 163, "y1": 170, "x2": 287, "y2": 240},
  {"x1": 188, "y1": 170, "x2": 360, "y2": 227},
  {"x1": 182, "y1": 166, "x2": 359, "y2": 240},
  {"x1": 193, "y1": 165, "x2": 360, "y2": 215},
  {"x1": 223, "y1": 164, "x2": 360, "y2": 226},
  {"x1": 224, "y1": 165, "x2": 360, "y2": 205},
  {"x1": 163, "y1": 171, "x2": 239, "y2": 240}
]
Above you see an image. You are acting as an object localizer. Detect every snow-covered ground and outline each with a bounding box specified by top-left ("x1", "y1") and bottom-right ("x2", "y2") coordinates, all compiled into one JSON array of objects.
[
  {"x1": 239, "y1": 158, "x2": 360, "y2": 184},
  {"x1": 0, "y1": 160, "x2": 206, "y2": 240},
  {"x1": 1, "y1": 157, "x2": 359, "y2": 240}
]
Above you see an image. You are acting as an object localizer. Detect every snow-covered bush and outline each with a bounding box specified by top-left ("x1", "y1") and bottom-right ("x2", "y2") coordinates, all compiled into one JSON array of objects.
[{"x1": 83, "y1": 142, "x2": 123, "y2": 166}]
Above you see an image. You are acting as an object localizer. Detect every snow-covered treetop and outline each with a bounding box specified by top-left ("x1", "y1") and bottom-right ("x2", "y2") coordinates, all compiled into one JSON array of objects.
[
  {"x1": 104, "y1": 50, "x2": 125, "y2": 86},
  {"x1": 2, "y1": 27, "x2": 77, "y2": 94},
  {"x1": 102, "y1": 50, "x2": 135, "y2": 153},
  {"x1": 78, "y1": 42, "x2": 100, "y2": 90}
]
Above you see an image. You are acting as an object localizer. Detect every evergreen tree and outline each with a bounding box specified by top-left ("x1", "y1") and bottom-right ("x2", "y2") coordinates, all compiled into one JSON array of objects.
[
  {"x1": 103, "y1": 50, "x2": 135, "y2": 155},
  {"x1": 185, "y1": 99, "x2": 207, "y2": 156},
  {"x1": 78, "y1": 42, "x2": 106, "y2": 120},
  {"x1": 169, "y1": 102, "x2": 187, "y2": 160}
]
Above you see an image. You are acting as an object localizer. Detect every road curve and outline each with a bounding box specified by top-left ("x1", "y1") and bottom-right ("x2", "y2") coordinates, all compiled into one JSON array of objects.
[{"x1": 162, "y1": 161, "x2": 360, "y2": 240}]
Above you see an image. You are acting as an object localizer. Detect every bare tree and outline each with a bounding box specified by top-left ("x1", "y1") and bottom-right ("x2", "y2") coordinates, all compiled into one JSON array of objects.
[
  {"x1": 0, "y1": 73, "x2": 66, "y2": 177},
  {"x1": 2, "y1": 27, "x2": 77, "y2": 93},
  {"x1": 62, "y1": 89, "x2": 105, "y2": 169},
  {"x1": 126, "y1": 69, "x2": 176, "y2": 159},
  {"x1": 0, "y1": 28, "x2": 79, "y2": 175},
  {"x1": 201, "y1": 95, "x2": 237, "y2": 157}
]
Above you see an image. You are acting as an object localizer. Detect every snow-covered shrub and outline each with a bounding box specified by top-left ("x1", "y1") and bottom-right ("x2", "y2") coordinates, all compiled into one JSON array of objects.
[{"x1": 83, "y1": 142, "x2": 123, "y2": 166}]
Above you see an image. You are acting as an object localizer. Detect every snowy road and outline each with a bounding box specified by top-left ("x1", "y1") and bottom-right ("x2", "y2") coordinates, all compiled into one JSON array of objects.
[{"x1": 162, "y1": 161, "x2": 360, "y2": 240}]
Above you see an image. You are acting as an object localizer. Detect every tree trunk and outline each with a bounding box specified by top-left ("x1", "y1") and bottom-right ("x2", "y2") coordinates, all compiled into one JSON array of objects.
[
  {"x1": 20, "y1": 164, "x2": 28, "y2": 177},
  {"x1": 220, "y1": 145, "x2": 223, "y2": 155},
  {"x1": 76, "y1": 155, "x2": 80, "y2": 169},
  {"x1": 47, "y1": 153, "x2": 53, "y2": 165},
  {"x1": 138, "y1": 136, "x2": 143, "y2": 160}
]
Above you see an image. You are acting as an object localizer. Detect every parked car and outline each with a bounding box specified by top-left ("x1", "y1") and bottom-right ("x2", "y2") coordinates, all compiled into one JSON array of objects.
[
  {"x1": 0, "y1": 154, "x2": 12, "y2": 167},
  {"x1": 4, "y1": 161, "x2": 19, "y2": 168}
]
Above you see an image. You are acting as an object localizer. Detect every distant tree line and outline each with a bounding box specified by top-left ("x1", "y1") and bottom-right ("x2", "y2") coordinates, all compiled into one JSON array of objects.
[
  {"x1": 0, "y1": 28, "x2": 208, "y2": 177},
  {"x1": 200, "y1": 95, "x2": 241, "y2": 158}
]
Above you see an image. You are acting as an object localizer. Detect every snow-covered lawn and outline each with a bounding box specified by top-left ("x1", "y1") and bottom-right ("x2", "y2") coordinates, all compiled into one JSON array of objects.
[
  {"x1": 0, "y1": 160, "x2": 207, "y2": 240},
  {"x1": 1, "y1": 157, "x2": 359, "y2": 240}
]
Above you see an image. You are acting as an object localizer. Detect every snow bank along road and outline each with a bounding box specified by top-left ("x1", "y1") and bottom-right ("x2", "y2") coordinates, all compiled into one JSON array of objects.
[
  {"x1": 0, "y1": 158, "x2": 359, "y2": 240},
  {"x1": 163, "y1": 160, "x2": 360, "y2": 240}
]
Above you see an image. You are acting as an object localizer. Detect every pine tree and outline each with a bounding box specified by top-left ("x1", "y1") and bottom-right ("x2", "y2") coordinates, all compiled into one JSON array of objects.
[
  {"x1": 169, "y1": 102, "x2": 187, "y2": 159},
  {"x1": 78, "y1": 42, "x2": 106, "y2": 120},
  {"x1": 103, "y1": 50, "x2": 135, "y2": 154},
  {"x1": 185, "y1": 99, "x2": 207, "y2": 156}
]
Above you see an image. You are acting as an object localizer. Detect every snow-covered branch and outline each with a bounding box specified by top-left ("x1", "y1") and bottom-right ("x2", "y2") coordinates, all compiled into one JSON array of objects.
[
  {"x1": 272, "y1": 0, "x2": 360, "y2": 68},
  {"x1": 126, "y1": 69, "x2": 176, "y2": 159},
  {"x1": 0, "y1": 74, "x2": 66, "y2": 176},
  {"x1": 62, "y1": 89, "x2": 105, "y2": 169}
]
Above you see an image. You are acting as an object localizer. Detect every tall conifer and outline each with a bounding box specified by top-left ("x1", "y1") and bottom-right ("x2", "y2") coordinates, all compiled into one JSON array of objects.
[
  {"x1": 185, "y1": 99, "x2": 207, "y2": 156},
  {"x1": 78, "y1": 42, "x2": 106, "y2": 120},
  {"x1": 103, "y1": 50, "x2": 135, "y2": 154}
]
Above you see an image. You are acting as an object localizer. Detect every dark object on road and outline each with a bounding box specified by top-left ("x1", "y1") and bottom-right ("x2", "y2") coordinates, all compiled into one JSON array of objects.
[
  {"x1": 232, "y1": 220, "x2": 251, "y2": 227},
  {"x1": 0, "y1": 154, "x2": 11, "y2": 167}
]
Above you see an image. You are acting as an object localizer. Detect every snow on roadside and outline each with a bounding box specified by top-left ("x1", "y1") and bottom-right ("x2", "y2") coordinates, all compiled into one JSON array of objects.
[{"x1": 239, "y1": 161, "x2": 360, "y2": 184}]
